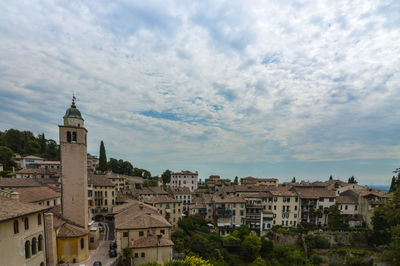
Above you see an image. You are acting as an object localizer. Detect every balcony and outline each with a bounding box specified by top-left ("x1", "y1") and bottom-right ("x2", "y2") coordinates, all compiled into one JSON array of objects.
[{"x1": 216, "y1": 209, "x2": 232, "y2": 217}]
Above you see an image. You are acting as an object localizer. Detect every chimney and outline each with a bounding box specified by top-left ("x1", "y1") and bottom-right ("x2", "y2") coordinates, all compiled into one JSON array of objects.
[
  {"x1": 10, "y1": 191, "x2": 19, "y2": 200},
  {"x1": 44, "y1": 213, "x2": 57, "y2": 266}
]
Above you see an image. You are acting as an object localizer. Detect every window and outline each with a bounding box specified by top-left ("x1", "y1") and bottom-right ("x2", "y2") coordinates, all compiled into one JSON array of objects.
[
  {"x1": 38, "y1": 235, "x2": 43, "y2": 251},
  {"x1": 38, "y1": 214, "x2": 42, "y2": 225},
  {"x1": 294, "y1": 214, "x2": 297, "y2": 218},
  {"x1": 141, "y1": 252, "x2": 145, "y2": 258},
  {"x1": 24, "y1": 217, "x2": 29, "y2": 230},
  {"x1": 355, "y1": 205, "x2": 358, "y2": 211},
  {"x1": 329, "y1": 198, "x2": 334, "y2": 202},
  {"x1": 274, "y1": 206, "x2": 276, "y2": 210},
  {"x1": 139, "y1": 231, "x2": 144, "y2": 236},
  {"x1": 47, "y1": 201, "x2": 50, "y2": 206},
  {"x1": 240, "y1": 210, "x2": 244, "y2": 216},
  {"x1": 123, "y1": 232, "x2": 129, "y2": 237},
  {"x1": 67, "y1": 131, "x2": 71, "y2": 142},
  {"x1": 105, "y1": 200, "x2": 107, "y2": 205},
  {"x1": 72, "y1": 132, "x2": 77, "y2": 142},
  {"x1": 13, "y1": 220, "x2": 19, "y2": 234},
  {"x1": 105, "y1": 191, "x2": 108, "y2": 197},
  {"x1": 161, "y1": 230, "x2": 165, "y2": 235},
  {"x1": 32, "y1": 237, "x2": 37, "y2": 255},
  {"x1": 345, "y1": 205, "x2": 348, "y2": 210},
  {"x1": 25, "y1": 241, "x2": 30, "y2": 259},
  {"x1": 80, "y1": 238, "x2": 84, "y2": 249},
  {"x1": 90, "y1": 237, "x2": 94, "y2": 243},
  {"x1": 135, "y1": 253, "x2": 139, "y2": 258}
]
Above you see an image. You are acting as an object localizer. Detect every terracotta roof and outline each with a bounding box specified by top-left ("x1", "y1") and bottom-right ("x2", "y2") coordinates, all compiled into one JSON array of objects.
[
  {"x1": 88, "y1": 174, "x2": 115, "y2": 187},
  {"x1": 22, "y1": 155, "x2": 43, "y2": 160},
  {"x1": 15, "y1": 187, "x2": 61, "y2": 203},
  {"x1": 0, "y1": 178, "x2": 42, "y2": 188},
  {"x1": 31, "y1": 161, "x2": 60, "y2": 165},
  {"x1": 115, "y1": 201, "x2": 171, "y2": 230},
  {"x1": 241, "y1": 192, "x2": 272, "y2": 198},
  {"x1": 57, "y1": 223, "x2": 89, "y2": 238},
  {"x1": 126, "y1": 176, "x2": 144, "y2": 184},
  {"x1": 0, "y1": 197, "x2": 51, "y2": 222},
  {"x1": 105, "y1": 172, "x2": 128, "y2": 180},
  {"x1": 15, "y1": 168, "x2": 60, "y2": 175},
  {"x1": 193, "y1": 188, "x2": 208, "y2": 193},
  {"x1": 168, "y1": 186, "x2": 191, "y2": 194},
  {"x1": 137, "y1": 187, "x2": 168, "y2": 195},
  {"x1": 213, "y1": 195, "x2": 245, "y2": 203},
  {"x1": 292, "y1": 187, "x2": 335, "y2": 199},
  {"x1": 130, "y1": 235, "x2": 174, "y2": 248},
  {"x1": 336, "y1": 195, "x2": 358, "y2": 204},
  {"x1": 144, "y1": 195, "x2": 180, "y2": 204}
]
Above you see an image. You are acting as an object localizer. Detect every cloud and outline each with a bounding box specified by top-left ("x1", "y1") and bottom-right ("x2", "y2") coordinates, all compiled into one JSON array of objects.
[{"x1": 0, "y1": 0, "x2": 399, "y2": 182}]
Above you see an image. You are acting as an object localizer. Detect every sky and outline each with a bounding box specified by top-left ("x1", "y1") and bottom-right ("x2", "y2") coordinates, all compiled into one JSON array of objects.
[{"x1": 0, "y1": 1, "x2": 399, "y2": 185}]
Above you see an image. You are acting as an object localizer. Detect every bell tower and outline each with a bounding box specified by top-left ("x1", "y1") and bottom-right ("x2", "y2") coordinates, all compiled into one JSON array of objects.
[{"x1": 59, "y1": 96, "x2": 88, "y2": 229}]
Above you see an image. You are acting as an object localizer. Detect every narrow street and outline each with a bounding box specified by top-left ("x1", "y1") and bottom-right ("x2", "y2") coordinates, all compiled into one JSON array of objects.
[{"x1": 70, "y1": 221, "x2": 117, "y2": 266}]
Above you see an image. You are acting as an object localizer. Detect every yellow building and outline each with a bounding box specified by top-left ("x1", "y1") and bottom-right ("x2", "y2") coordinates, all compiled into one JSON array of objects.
[
  {"x1": 144, "y1": 195, "x2": 183, "y2": 229},
  {"x1": 0, "y1": 192, "x2": 50, "y2": 266},
  {"x1": 268, "y1": 187, "x2": 300, "y2": 228}
]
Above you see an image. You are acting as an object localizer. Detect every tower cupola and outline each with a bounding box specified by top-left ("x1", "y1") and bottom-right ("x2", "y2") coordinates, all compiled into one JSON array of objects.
[{"x1": 63, "y1": 95, "x2": 84, "y2": 127}]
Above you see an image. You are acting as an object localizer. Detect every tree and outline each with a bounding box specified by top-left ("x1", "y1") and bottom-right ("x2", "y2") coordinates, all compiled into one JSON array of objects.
[
  {"x1": 98, "y1": 141, "x2": 107, "y2": 172},
  {"x1": 329, "y1": 175, "x2": 333, "y2": 180},
  {"x1": 260, "y1": 238, "x2": 274, "y2": 258},
  {"x1": 233, "y1": 176, "x2": 239, "y2": 185},
  {"x1": 327, "y1": 205, "x2": 343, "y2": 228},
  {"x1": 39, "y1": 133, "x2": 46, "y2": 155},
  {"x1": 249, "y1": 257, "x2": 267, "y2": 266},
  {"x1": 0, "y1": 146, "x2": 15, "y2": 171},
  {"x1": 240, "y1": 235, "x2": 261, "y2": 262},
  {"x1": 161, "y1": 169, "x2": 172, "y2": 185},
  {"x1": 232, "y1": 225, "x2": 250, "y2": 241},
  {"x1": 348, "y1": 176, "x2": 357, "y2": 184},
  {"x1": 291, "y1": 177, "x2": 296, "y2": 183}
]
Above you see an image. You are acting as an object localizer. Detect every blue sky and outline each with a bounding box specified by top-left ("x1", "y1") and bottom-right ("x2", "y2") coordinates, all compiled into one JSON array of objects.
[{"x1": 0, "y1": 1, "x2": 399, "y2": 185}]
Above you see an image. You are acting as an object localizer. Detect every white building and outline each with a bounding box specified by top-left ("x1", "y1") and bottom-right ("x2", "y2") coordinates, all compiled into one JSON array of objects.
[{"x1": 168, "y1": 171, "x2": 198, "y2": 192}]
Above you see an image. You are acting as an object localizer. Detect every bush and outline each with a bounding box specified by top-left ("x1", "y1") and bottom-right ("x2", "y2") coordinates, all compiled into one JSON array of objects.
[
  {"x1": 249, "y1": 257, "x2": 267, "y2": 266},
  {"x1": 328, "y1": 262, "x2": 341, "y2": 266},
  {"x1": 345, "y1": 255, "x2": 362, "y2": 266},
  {"x1": 310, "y1": 254, "x2": 323, "y2": 265},
  {"x1": 305, "y1": 234, "x2": 330, "y2": 252}
]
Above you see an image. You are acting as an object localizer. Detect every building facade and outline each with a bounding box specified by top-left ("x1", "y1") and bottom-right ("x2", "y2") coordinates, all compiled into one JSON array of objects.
[{"x1": 169, "y1": 171, "x2": 198, "y2": 192}]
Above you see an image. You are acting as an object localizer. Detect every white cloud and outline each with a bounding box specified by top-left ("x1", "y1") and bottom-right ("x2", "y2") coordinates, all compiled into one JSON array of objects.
[{"x1": 0, "y1": 0, "x2": 399, "y2": 180}]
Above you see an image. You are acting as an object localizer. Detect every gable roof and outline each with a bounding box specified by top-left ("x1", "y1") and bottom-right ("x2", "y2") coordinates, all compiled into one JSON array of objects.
[
  {"x1": 57, "y1": 222, "x2": 89, "y2": 238},
  {"x1": 0, "y1": 178, "x2": 43, "y2": 188},
  {"x1": 115, "y1": 201, "x2": 171, "y2": 230},
  {"x1": 144, "y1": 195, "x2": 180, "y2": 204},
  {"x1": 15, "y1": 187, "x2": 61, "y2": 203},
  {"x1": 88, "y1": 174, "x2": 115, "y2": 187},
  {"x1": 0, "y1": 197, "x2": 51, "y2": 222}
]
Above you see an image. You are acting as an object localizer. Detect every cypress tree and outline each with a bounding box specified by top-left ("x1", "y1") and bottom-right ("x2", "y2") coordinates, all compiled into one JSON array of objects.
[
  {"x1": 390, "y1": 176, "x2": 396, "y2": 192},
  {"x1": 98, "y1": 141, "x2": 107, "y2": 172}
]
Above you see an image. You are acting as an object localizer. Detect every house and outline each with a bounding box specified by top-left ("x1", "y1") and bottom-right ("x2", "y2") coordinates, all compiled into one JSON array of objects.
[
  {"x1": 291, "y1": 186, "x2": 336, "y2": 226},
  {"x1": 87, "y1": 154, "x2": 99, "y2": 174},
  {"x1": 105, "y1": 172, "x2": 127, "y2": 192},
  {"x1": 88, "y1": 174, "x2": 116, "y2": 219},
  {"x1": 213, "y1": 195, "x2": 246, "y2": 236},
  {"x1": 0, "y1": 190, "x2": 51, "y2": 266},
  {"x1": 168, "y1": 170, "x2": 198, "y2": 192},
  {"x1": 114, "y1": 200, "x2": 173, "y2": 265},
  {"x1": 268, "y1": 186, "x2": 301, "y2": 228},
  {"x1": 168, "y1": 186, "x2": 192, "y2": 213},
  {"x1": 31, "y1": 161, "x2": 61, "y2": 169},
  {"x1": 12, "y1": 168, "x2": 60, "y2": 179},
  {"x1": 20, "y1": 155, "x2": 44, "y2": 169},
  {"x1": 144, "y1": 195, "x2": 183, "y2": 229}
]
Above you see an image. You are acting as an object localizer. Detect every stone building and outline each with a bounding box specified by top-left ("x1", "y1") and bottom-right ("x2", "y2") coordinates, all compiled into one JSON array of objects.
[{"x1": 240, "y1": 177, "x2": 278, "y2": 187}]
